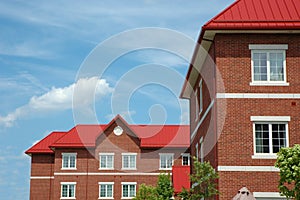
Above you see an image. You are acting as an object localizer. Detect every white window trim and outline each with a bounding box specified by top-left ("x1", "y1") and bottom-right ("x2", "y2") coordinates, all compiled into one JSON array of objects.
[
  {"x1": 60, "y1": 182, "x2": 76, "y2": 199},
  {"x1": 199, "y1": 137, "x2": 204, "y2": 163},
  {"x1": 195, "y1": 143, "x2": 199, "y2": 160},
  {"x1": 252, "y1": 117, "x2": 289, "y2": 158},
  {"x1": 122, "y1": 153, "x2": 137, "y2": 170},
  {"x1": 181, "y1": 153, "x2": 190, "y2": 166},
  {"x1": 253, "y1": 192, "x2": 284, "y2": 198},
  {"x1": 195, "y1": 89, "x2": 199, "y2": 122},
  {"x1": 199, "y1": 79, "x2": 203, "y2": 114},
  {"x1": 61, "y1": 153, "x2": 77, "y2": 170},
  {"x1": 98, "y1": 182, "x2": 114, "y2": 199},
  {"x1": 99, "y1": 153, "x2": 115, "y2": 170},
  {"x1": 249, "y1": 44, "x2": 288, "y2": 86},
  {"x1": 121, "y1": 182, "x2": 137, "y2": 199},
  {"x1": 159, "y1": 153, "x2": 174, "y2": 170}
]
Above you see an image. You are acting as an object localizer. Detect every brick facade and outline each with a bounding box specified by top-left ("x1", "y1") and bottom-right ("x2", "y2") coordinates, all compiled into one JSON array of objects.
[{"x1": 27, "y1": 118, "x2": 190, "y2": 199}]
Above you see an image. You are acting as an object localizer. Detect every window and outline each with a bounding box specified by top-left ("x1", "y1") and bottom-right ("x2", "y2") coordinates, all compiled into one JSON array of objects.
[
  {"x1": 199, "y1": 79, "x2": 203, "y2": 114},
  {"x1": 182, "y1": 154, "x2": 190, "y2": 166},
  {"x1": 122, "y1": 182, "x2": 136, "y2": 199},
  {"x1": 251, "y1": 116, "x2": 289, "y2": 158},
  {"x1": 99, "y1": 153, "x2": 114, "y2": 169},
  {"x1": 62, "y1": 153, "x2": 77, "y2": 169},
  {"x1": 61, "y1": 182, "x2": 76, "y2": 199},
  {"x1": 249, "y1": 44, "x2": 288, "y2": 85},
  {"x1": 200, "y1": 137, "x2": 204, "y2": 163},
  {"x1": 159, "y1": 153, "x2": 174, "y2": 170},
  {"x1": 195, "y1": 143, "x2": 199, "y2": 160},
  {"x1": 122, "y1": 153, "x2": 137, "y2": 170},
  {"x1": 99, "y1": 182, "x2": 114, "y2": 199}
]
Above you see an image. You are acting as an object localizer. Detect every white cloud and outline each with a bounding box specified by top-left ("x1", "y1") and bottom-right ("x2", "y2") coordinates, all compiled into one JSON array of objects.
[
  {"x1": 0, "y1": 77, "x2": 113, "y2": 127},
  {"x1": 106, "y1": 110, "x2": 136, "y2": 122}
]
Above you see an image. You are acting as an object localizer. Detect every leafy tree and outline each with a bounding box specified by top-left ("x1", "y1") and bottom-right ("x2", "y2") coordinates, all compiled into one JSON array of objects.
[
  {"x1": 133, "y1": 173, "x2": 173, "y2": 200},
  {"x1": 179, "y1": 158, "x2": 219, "y2": 200},
  {"x1": 156, "y1": 173, "x2": 174, "y2": 200},
  {"x1": 275, "y1": 144, "x2": 300, "y2": 200},
  {"x1": 133, "y1": 184, "x2": 157, "y2": 200}
]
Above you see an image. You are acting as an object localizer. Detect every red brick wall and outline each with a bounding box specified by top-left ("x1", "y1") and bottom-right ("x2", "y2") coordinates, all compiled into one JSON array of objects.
[{"x1": 215, "y1": 33, "x2": 300, "y2": 93}]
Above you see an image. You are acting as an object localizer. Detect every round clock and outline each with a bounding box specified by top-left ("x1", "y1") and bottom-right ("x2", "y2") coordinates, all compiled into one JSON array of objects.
[{"x1": 113, "y1": 126, "x2": 123, "y2": 136}]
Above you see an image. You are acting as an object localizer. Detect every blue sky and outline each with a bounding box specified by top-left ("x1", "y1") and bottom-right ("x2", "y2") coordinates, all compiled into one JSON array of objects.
[{"x1": 0, "y1": 0, "x2": 233, "y2": 199}]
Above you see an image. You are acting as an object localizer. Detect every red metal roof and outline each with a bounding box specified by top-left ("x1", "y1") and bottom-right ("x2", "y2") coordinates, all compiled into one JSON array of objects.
[
  {"x1": 26, "y1": 115, "x2": 190, "y2": 153},
  {"x1": 203, "y1": 0, "x2": 300, "y2": 30},
  {"x1": 172, "y1": 166, "x2": 190, "y2": 193},
  {"x1": 25, "y1": 131, "x2": 67, "y2": 154}
]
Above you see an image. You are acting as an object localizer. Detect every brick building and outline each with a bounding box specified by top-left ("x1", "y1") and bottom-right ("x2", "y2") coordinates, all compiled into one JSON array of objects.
[
  {"x1": 26, "y1": 115, "x2": 190, "y2": 199},
  {"x1": 180, "y1": 0, "x2": 300, "y2": 199}
]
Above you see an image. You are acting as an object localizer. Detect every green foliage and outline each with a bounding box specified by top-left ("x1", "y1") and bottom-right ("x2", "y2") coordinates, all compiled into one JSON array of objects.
[
  {"x1": 156, "y1": 173, "x2": 174, "y2": 200},
  {"x1": 275, "y1": 144, "x2": 300, "y2": 200},
  {"x1": 179, "y1": 158, "x2": 219, "y2": 200},
  {"x1": 133, "y1": 184, "x2": 157, "y2": 200},
  {"x1": 133, "y1": 173, "x2": 173, "y2": 200}
]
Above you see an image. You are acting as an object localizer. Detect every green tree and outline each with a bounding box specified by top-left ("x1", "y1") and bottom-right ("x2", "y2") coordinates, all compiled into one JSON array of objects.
[
  {"x1": 179, "y1": 158, "x2": 219, "y2": 200},
  {"x1": 156, "y1": 173, "x2": 174, "y2": 200},
  {"x1": 275, "y1": 144, "x2": 300, "y2": 200},
  {"x1": 133, "y1": 184, "x2": 157, "y2": 200},
  {"x1": 133, "y1": 173, "x2": 173, "y2": 200}
]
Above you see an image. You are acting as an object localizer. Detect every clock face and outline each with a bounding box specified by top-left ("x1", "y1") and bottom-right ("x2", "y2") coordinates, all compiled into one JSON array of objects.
[{"x1": 113, "y1": 126, "x2": 123, "y2": 136}]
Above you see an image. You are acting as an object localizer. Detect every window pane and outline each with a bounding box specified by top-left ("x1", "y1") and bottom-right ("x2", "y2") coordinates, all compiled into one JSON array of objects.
[
  {"x1": 123, "y1": 156, "x2": 129, "y2": 168},
  {"x1": 69, "y1": 185, "x2": 75, "y2": 197},
  {"x1": 130, "y1": 155, "x2": 136, "y2": 168},
  {"x1": 100, "y1": 156, "x2": 106, "y2": 168},
  {"x1": 253, "y1": 53, "x2": 267, "y2": 81},
  {"x1": 255, "y1": 124, "x2": 270, "y2": 153},
  {"x1": 62, "y1": 185, "x2": 68, "y2": 197},
  {"x1": 100, "y1": 185, "x2": 106, "y2": 197},
  {"x1": 63, "y1": 156, "x2": 69, "y2": 168},
  {"x1": 129, "y1": 185, "x2": 136, "y2": 197},
  {"x1": 166, "y1": 155, "x2": 173, "y2": 168},
  {"x1": 123, "y1": 185, "x2": 128, "y2": 197},
  {"x1": 161, "y1": 155, "x2": 166, "y2": 168},
  {"x1": 107, "y1": 185, "x2": 113, "y2": 197},
  {"x1": 272, "y1": 124, "x2": 286, "y2": 153},
  {"x1": 270, "y1": 52, "x2": 284, "y2": 81},
  {"x1": 107, "y1": 155, "x2": 113, "y2": 168},
  {"x1": 69, "y1": 156, "x2": 76, "y2": 168},
  {"x1": 182, "y1": 156, "x2": 189, "y2": 166}
]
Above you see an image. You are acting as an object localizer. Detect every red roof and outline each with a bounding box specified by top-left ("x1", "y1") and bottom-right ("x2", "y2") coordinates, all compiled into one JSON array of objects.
[
  {"x1": 26, "y1": 115, "x2": 190, "y2": 154},
  {"x1": 25, "y1": 131, "x2": 66, "y2": 154},
  {"x1": 172, "y1": 166, "x2": 190, "y2": 193},
  {"x1": 203, "y1": 0, "x2": 300, "y2": 30}
]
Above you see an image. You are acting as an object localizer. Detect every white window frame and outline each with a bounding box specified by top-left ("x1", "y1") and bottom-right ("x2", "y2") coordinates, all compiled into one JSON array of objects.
[
  {"x1": 251, "y1": 116, "x2": 290, "y2": 159},
  {"x1": 159, "y1": 153, "x2": 174, "y2": 170},
  {"x1": 62, "y1": 153, "x2": 77, "y2": 170},
  {"x1": 181, "y1": 153, "x2": 190, "y2": 166},
  {"x1": 121, "y1": 182, "x2": 136, "y2": 199},
  {"x1": 195, "y1": 89, "x2": 199, "y2": 121},
  {"x1": 199, "y1": 137, "x2": 204, "y2": 163},
  {"x1": 199, "y1": 79, "x2": 203, "y2": 114},
  {"x1": 98, "y1": 182, "x2": 114, "y2": 199},
  {"x1": 99, "y1": 153, "x2": 115, "y2": 170},
  {"x1": 61, "y1": 182, "x2": 76, "y2": 199},
  {"x1": 195, "y1": 143, "x2": 199, "y2": 160},
  {"x1": 122, "y1": 153, "x2": 137, "y2": 170},
  {"x1": 249, "y1": 44, "x2": 288, "y2": 86}
]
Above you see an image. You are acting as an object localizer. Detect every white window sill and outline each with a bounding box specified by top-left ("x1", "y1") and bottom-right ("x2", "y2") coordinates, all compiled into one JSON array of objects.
[
  {"x1": 159, "y1": 168, "x2": 172, "y2": 170},
  {"x1": 98, "y1": 168, "x2": 114, "y2": 170},
  {"x1": 61, "y1": 198, "x2": 76, "y2": 200},
  {"x1": 98, "y1": 197, "x2": 114, "y2": 200},
  {"x1": 61, "y1": 168, "x2": 77, "y2": 170},
  {"x1": 121, "y1": 168, "x2": 137, "y2": 170},
  {"x1": 121, "y1": 197, "x2": 134, "y2": 199},
  {"x1": 252, "y1": 154, "x2": 277, "y2": 159},
  {"x1": 250, "y1": 82, "x2": 289, "y2": 86}
]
